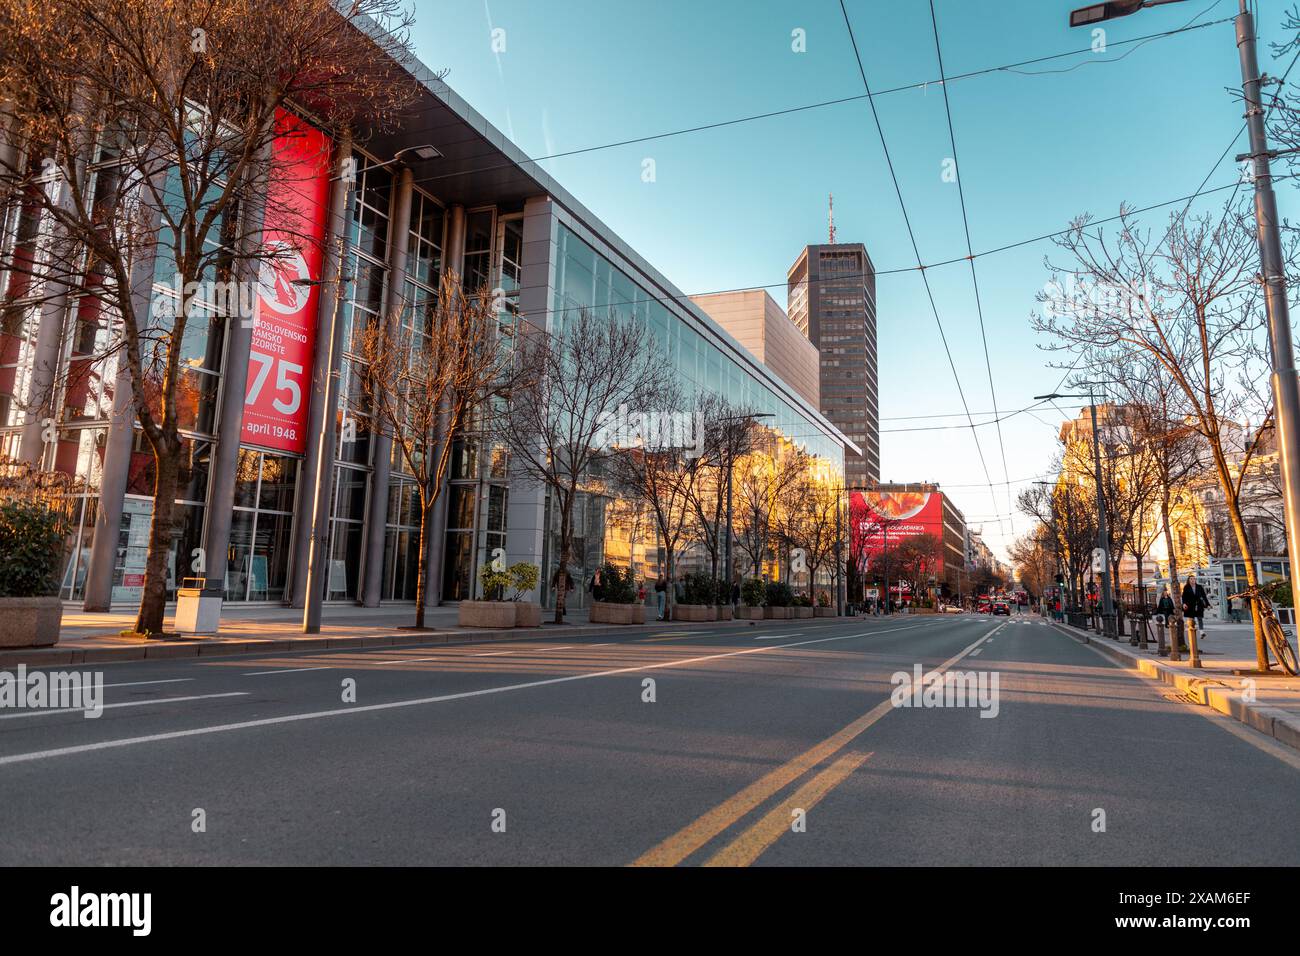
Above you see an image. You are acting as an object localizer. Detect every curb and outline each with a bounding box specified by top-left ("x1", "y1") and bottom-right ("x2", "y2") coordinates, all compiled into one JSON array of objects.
[
  {"x1": 1049, "y1": 620, "x2": 1300, "y2": 754},
  {"x1": 0, "y1": 614, "x2": 849, "y2": 669}
]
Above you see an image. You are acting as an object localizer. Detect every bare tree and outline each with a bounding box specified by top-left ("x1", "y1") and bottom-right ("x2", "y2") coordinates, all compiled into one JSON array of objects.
[
  {"x1": 1034, "y1": 199, "x2": 1289, "y2": 667},
  {"x1": 1018, "y1": 473, "x2": 1096, "y2": 606},
  {"x1": 682, "y1": 393, "x2": 761, "y2": 592},
  {"x1": 499, "y1": 308, "x2": 669, "y2": 623},
  {"x1": 734, "y1": 436, "x2": 809, "y2": 579},
  {"x1": 1008, "y1": 526, "x2": 1055, "y2": 599},
  {"x1": 608, "y1": 384, "x2": 699, "y2": 617},
  {"x1": 352, "y1": 272, "x2": 518, "y2": 629},
  {"x1": 0, "y1": 0, "x2": 418, "y2": 634},
  {"x1": 781, "y1": 475, "x2": 840, "y2": 601}
]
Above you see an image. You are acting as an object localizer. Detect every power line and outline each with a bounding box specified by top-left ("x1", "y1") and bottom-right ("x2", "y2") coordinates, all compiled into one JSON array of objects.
[
  {"x1": 928, "y1": 0, "x2": 1014, "y2": 537},
  {"x1": 399, "y1": 15, "x2": 1235, "y2": 195},
  {"x1": 836, "y1": 0, "x2": 1001, "y2": 526}
]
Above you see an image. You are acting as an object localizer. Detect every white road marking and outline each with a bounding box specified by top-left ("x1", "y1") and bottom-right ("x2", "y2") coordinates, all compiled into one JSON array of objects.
[
  {"x1": 474, "y1": 650, "x2": 514, "y2": 657},
  {"x1": 243, "y1": 666, "x2": 331, "y2": 677},
  {"x1": 0, "y1": 692, "x2": 247, "y2": 720},
  {"x1": 0, "y1": 621, "x2": 947, "y2": 765},
  {"x1": 101, "y1": 678, "x2": 195, "y2": 689},
  {"x1": 753, "y1": 633, "x2": 796, "y2": 640}
]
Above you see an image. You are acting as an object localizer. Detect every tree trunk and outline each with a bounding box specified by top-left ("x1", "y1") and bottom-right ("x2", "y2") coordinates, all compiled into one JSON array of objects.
[
  {"x1": 1218, "y1": 473, "x2": 1269, "y2": 670},
  {"x1": 414, "y1": 494, "x2": 430, "y2": 630},
  {"x1": 134, "y1": 438, "x2": 179, "y2": 636},
  {"x1": 554, "y1": 496, "x2": 573, "y2": 624},
  {"x1": 1160, "y1": 489, "x2": 1184, "y2": 659}
]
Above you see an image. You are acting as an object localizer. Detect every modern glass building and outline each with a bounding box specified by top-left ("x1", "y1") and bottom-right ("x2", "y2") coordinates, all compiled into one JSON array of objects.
[{"x1": 0, "y1": 14, "x2": 854, "y2": 611}]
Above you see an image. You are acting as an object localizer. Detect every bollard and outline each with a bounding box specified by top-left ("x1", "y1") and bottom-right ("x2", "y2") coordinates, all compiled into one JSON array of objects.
[{"x1": 1187, "y1": 616, "x2": 1202, "y2": 668}]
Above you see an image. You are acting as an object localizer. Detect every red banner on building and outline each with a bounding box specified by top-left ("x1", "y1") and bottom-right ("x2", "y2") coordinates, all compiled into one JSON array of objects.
[
  {"x1": 241, "y1": 112, "x2": 332, "y2": 454},
  {"x1": 849, "y1": 490, "x2": 945, "y2": 576}
]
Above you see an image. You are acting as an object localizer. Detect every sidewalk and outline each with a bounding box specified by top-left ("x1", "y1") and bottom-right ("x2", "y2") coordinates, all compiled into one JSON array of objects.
[
  {"x1": 1, "y1": 602, "x2": 775, "y2": 667},
  {"x1": 1050, "y1": 616, "x2": 1300, "y2": 753}
]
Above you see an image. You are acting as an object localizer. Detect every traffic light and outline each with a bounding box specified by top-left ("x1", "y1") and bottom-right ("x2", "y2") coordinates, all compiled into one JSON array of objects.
[{"x1": 1055, "y1": 573, "x2": 1065, "y2": 585}]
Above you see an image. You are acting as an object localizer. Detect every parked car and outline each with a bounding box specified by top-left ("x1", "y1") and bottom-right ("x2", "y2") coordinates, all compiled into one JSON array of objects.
[{"x1": 941, "y1": 604, "x2": 964, "y2": 613}]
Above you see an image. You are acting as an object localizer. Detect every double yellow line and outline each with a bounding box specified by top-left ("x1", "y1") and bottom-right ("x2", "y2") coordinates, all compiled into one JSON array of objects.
[{"x1": 632, "y1": 624, "x2": 1002, "y2": 867}]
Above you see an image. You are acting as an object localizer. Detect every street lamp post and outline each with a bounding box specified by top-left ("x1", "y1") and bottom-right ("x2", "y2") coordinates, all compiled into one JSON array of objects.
[
  {"x1": 1036, "y1": 389, "x2": 1117, "y2": 637},
  {"x1": 1069, "y1": 0, "x2": 1300, "y2": 665},
  {"x1": 720, "y1": 412, "x2": 773, "y2": 609}
]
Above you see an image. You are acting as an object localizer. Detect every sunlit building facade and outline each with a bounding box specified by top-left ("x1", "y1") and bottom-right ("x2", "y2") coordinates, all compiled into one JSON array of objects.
[{"x1": 0, "y1": 15, "x2": 851, "y2": 610}]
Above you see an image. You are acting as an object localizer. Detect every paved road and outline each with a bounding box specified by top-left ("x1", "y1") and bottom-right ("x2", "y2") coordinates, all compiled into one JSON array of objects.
[{"x1": 1, "y1": 613, "x2": 1296, "y2": 865}]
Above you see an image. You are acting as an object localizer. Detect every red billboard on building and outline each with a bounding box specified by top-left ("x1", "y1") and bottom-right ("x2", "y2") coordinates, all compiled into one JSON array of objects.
[
  {"x1": 241, "y1": 111, "x2": 332, "y2": 454},
  {"x1": 850, "y1": 489, "x2": 946, "y2": 581}
]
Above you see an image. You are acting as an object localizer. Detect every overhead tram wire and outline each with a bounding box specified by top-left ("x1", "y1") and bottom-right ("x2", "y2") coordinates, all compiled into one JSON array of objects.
[
  {"x1": 398, "y1": 16, "x2": 1235, "y2": 196},
  {"x1": 837, "y1": 0, "x2": 1000, "y2": 522},
  {"x1": 927, "y1": 0, "x2": 1015, "y2": 536}
]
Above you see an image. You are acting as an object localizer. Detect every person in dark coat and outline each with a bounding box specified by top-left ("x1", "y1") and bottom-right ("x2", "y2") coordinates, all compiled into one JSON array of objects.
[
  {"x1": 1181, "y1": 574, "x2": 1209, "y2": 623},
  {"x1": 1181, "y1": 573, "x2": 1210, "y2": 648},
  {"x1": 1156, "y1": 590, "x2": 1175, "y2": 623}
]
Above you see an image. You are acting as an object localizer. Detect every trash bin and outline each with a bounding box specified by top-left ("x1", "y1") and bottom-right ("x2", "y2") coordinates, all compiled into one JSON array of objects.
[{"x1": 175, "y1": 577, "x2": 222, "y2": 636}]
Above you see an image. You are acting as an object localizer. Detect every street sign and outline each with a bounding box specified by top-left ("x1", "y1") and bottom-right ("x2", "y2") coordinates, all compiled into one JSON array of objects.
[{"x1": 1091, "y1": 547, "x2": 1107, "y2": 574}]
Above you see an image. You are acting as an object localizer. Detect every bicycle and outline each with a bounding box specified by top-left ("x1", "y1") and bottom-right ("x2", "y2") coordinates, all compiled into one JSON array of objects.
[{"x1": 1228, "y1": 584, "x2": 1300, "y2": 676}]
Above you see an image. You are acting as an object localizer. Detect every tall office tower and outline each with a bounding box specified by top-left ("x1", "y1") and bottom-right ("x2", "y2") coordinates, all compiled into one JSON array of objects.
[{"x1": 787, "y1": 241, "x2": 879, "y2": 487}]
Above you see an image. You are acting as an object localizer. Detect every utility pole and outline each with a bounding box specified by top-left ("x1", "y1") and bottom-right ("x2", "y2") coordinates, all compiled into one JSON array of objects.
[{"x1": 1236, "y1": 1, "x2": 1300, "y2": 642}]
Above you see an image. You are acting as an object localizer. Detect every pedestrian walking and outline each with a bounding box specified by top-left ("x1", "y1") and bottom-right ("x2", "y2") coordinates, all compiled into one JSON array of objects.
[
  {"x1": 654, "y1": 575, "x2": 667, "y2": 621},
  {"x1": 1156, "y1": 590, "x2": 1175, "y2": 623},
  {"x1": 1182, "y1": 573, "x2": 1209, "y2": 641}
]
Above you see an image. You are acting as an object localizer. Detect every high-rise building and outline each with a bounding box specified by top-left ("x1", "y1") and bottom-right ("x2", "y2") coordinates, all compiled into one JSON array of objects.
[{"x1": 787, "y1": 242, "x2": 879, "y2": 487}]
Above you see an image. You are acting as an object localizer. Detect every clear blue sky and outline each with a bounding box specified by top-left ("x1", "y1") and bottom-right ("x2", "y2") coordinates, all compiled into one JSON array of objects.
[{"x1": 409, "y1": 0, "x2": 1294, "y2": 560}]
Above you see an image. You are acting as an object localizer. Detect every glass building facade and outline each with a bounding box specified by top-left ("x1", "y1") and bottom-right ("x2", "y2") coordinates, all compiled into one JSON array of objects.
[{"x1": 0, "y1": 41, "x2": 852, "y2": 613}]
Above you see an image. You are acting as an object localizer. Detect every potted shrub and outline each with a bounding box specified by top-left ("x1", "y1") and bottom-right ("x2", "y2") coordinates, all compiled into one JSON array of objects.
[
  {"x1": 792, "y1": 592, "x2": 814, "y2": 619},
  {"x1": 459, "y1": 565, "x2": 518, "y2": 628},
  {"x1": 0, "y1": 463, "x2": 75, "y2": 648},
  {"x1": 764, "y1": 581, "x2": 794, "y2": 620},
  {"x1": 590, "y1": 563, "x2": 645, "y2": 625},
  {"x1": 738, "y1": 577, "x2": 765, "y2": 620},
  {"x1": 673, "y1": 570, "x2": 715, "y2": 622},
  {"x1": 715, "y1": 578, "x2": 734, "y2": 621},
  {"x1": 814, "y1": 590, "x2": 836, "y2": 617},
  {"x1": 508, "y1": 562, "x2": 542, "y2": 627}
]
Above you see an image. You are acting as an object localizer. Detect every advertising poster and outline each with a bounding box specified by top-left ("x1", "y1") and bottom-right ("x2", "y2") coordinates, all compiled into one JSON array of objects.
[
  {"x1": 241, "y1": 111, "x2": 332, "y2": 454},
  {"x1": 849, "y1": 490, "x2": 945, "y2": 581}
]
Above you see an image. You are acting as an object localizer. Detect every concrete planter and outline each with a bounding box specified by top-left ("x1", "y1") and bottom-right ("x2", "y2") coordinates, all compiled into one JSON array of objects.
[
  {"x1": 673, "y1": 604, "x2": 712, "y2": 622},
  {"x1": 764, "y1": 606, "x2": 792, "y2": 620},
  {"x1": 716, "y1": 605, "x2": 734, "y2": 621},
  {"x1": 737, "y1": 606, "x2": 764, "y2": 620},
  {"x1": 458, "y1": 600, "x2": 517, "y2": 629},
  {"x1": 814, "y1": 607, "x2": 836, "y2": 618},
  {"x1": 793, "y1": 606, "x2": 814, "y2": 619},
  {"x1": 514, "y1": 602, "x2": 542, "y2": 628},
  {"x1": 590, "y1": 601, "x2": 645, "y2": 625},
  {"x1": 0, "y1": 596, "x2": 62, "y2": 648}
]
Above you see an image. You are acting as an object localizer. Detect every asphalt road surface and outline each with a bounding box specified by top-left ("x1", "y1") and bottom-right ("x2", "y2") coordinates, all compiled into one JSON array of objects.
[{"x1": 1, "y1": 613, "x2": 1297, "y2": 865}]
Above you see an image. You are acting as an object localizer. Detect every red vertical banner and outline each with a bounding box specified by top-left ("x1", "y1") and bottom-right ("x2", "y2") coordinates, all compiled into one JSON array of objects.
[{"x1": 240, "y1": 111, "x2": 332, "y2": 454}]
